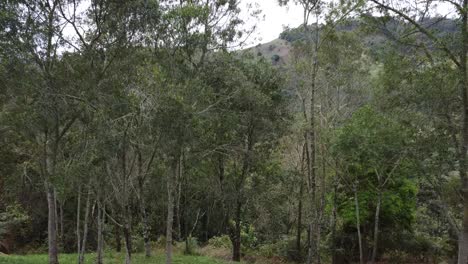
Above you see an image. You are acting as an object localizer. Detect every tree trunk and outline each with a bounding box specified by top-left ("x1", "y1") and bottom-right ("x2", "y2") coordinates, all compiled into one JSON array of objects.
[
  {"x1": 230, "y1": 121, "x2": 254, "y2": 262},
  {"x1": 54, "y1": 189, "x2": 59, "y2": 248},
  {"x1": 142, "y1": 204, "x2": 151, "y2": 257},
  {"x1": 354, "y1": 185, "x2": 364, "y2": 264},
  {"x1": 115, "y1": 224, "x2": 122, "y2": 252},
  {"x1": 59, "y1": 200, "x2": 64, "y2": 246},
  {"x1": 304, "y1": 125, "x2": 315, "y2": 264},
  {"x1": 45, "y1": 135, "x2": 59, "y2": 264},
  {"x1": 96, "y1": 204, "x2": 105, "y2": 264},
  {"x1": 459, "y1": 2, "x2": 468, "y2": 263},
  {"x1": 296, "y1": 183, "x2": 303, "y2": 259},
  {"x1": 307, "y1": 14, "x2": 321, "y2": 264},
  {"x1": 76, "y1": 187, "x2": 81, "y2": 263},
  {"x1": 316, "y1": 141, "x2": 327, "y2": 264},
  {"x1": 78, "y1": 190, "x2": 91, "y2": 264},
  {"x1": 371, "y1": 191, "x2": 382, "y2": 264},
  {"x1": 232, "y1": 200, "x2": 242, "y2": 262},
  {"x1": 136, "y1": 146, "x2": 152, "y2": 258},
  {"x1": 175, "y1": 157, "x2": 182, "y2": 241},
  {"x1": 306, "y1": 221, "x2": 315, "y2": 264},
  {"x1": 166, "y1": 159, "x2": 177, "y2": 264},
  {"x1": 124, "y1": 222, "x2": 132, "y2": 264},
  {"x1": 331, "y1": 172, "x2": 338, "y2": 264},
  {"x1": 47, "y1": 184, "x2": 59, "y2": 264}
]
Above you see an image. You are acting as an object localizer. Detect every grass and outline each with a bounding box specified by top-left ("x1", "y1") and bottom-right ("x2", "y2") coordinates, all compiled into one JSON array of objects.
[{"x1": 0, "y1": 252, "x2": 232, "y2": 264}]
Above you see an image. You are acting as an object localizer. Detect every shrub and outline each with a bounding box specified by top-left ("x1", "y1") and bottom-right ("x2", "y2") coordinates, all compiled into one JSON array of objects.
[
  {"x1": 241, "y1": 224, "x2": 258, "y2": 252},
  {"x1": 184, "y1": 236, "x2": 200, "y2": 255},
  {"x1": 256, "y1": 236, "x2": 302, "y2": 261},
  {"x1": 271, "y1": 54, "x2": 280, "y2": 63},
  {"x1": 207, "y1": 235, "x2": 231, "y2": 249}
]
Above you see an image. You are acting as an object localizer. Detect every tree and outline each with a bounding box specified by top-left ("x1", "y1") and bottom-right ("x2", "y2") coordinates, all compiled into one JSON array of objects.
[
  {"x1": 198, "y1": 54, "x2": 289, "y2": 261},
  {"x1": 364, "y1": 1, "x2": 468, "y2": 262},
  {"x1": 333, "y1": 106, "x2": 417, "y2": 263}
]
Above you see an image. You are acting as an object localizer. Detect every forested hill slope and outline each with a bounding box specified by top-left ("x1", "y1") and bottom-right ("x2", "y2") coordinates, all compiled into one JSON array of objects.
[{"x1": 243, "y1": 17, "x2": 458, "y2": 65}]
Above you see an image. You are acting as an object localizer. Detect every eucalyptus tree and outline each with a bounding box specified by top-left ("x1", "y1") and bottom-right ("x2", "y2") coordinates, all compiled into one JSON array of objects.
[
  {"x1": 199, "y1": 54, "x2": 289, "y2": 261},
  {"x1": 1, "y1": 2, "x2": 87, "y2": 262},
  {"x1": 278, "y1": 2, "x2": 323, "y2": 261},
  {"x1": 315, "y1": 28, "x2": 372, "y2": 262},
  {"x1": 152, "y1": 1, "x2": 252, "y2": 263},
  {"x1": 372, "y1": 44, "x2": 462, "y2": 260},
  {"x1": 278, "y1": 1, "x2": 364, "y2": 262},
  {"x1": 333, "y1": 106, "x2": 417, "y2": 263},
  {"x1": 363, "y1": 1, "x2": 468, "y2": 262}
]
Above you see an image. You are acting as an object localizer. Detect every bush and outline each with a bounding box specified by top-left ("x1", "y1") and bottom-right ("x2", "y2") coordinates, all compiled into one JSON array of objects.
[
  {"x1": 256, "y1": 236, "x2": 302, "y2": 261},
  {"x1": 156, "y1": 235, "x2": 166, "y2": 248},
  {"x1": 271, "y1": 54, "x2": 280, "y2": 63},
  {"x1": 207, "y1": 235, "x2": 231, "y2": 249},
  {"x1": 184, "y1": 236, "x2": 200, "y2": 255},
  {"x1": 131, "y1": 233, "x2": 145, "y2": 252},
  {"x1": 241, "y1": 224, "x2": 258, "y2": 252}
]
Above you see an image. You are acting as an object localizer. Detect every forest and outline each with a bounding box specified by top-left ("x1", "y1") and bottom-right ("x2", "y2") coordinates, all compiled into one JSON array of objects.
[{"x1": 1, "y1": 0, "x2": 468, "y2": 264}]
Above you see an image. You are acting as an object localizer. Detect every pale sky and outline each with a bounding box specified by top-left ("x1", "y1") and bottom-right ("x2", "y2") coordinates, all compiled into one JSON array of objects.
[{"x1": 239, "y1": 0, "x2": 304, "y2": 47}]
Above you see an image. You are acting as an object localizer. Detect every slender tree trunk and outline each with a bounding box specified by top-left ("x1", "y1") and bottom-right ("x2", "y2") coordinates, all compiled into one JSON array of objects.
[
  {"x1": 316, "y1": 139, "x2": 327, "y2": 264},
  {"x1": 331, "y1": 182, "x2": 338, "y2": 264},
  {"x1": 230, "y1": 122, "x2": 254, "y2": 262},
  {"x1": 59, "y1": 200, "x2": 64, "y2": 246},
  {"x1": 76, "y1": 186, "x2": 81, "y2": 263},
  {"x1": 296, "y1": 143, "x2": 308, "y2": 261},
  {"x1": 459, "y1": 2, "x2": 468, "y2": 263},
  {"x1": 296, "y1": 183, "x2": 303, "y2": 259},
  {"x1": 306, "y1": 221, "x2": 315, "y2": 264},
  {"x1": 45, "y1": 136, "x2": 59, "y2": 264},
  {"x1": 371, "y1": 191, "x2": 382, "y2": 264},
  {"x1": 232, "y1": 200, "x2": 242, "y2": 262},
  {"x1": 136, "y1": 146, "x2": 152, "y2": 258},
  {"x1": 54, "y1": 189, "x2": 59, "y2": 247},
  {"x1": 304, "y1": 128, "x2": 315, "y2": 264},
  {"x1": 166, "y1": 159, "x2": 177, "y2": 264},
  {"x1": 78, "y1": 190, "x2": 91, "y2": 264},
  {"x1": 96, "y1": 203, "x2": 105, "y2": 264},
  {"x1": 115, "y1": 224, "x2": 122, "y2": 252},
  {"x1": 96, "y1": 206, "x2": 103, "y2": 264},
  {"x1": 306, "y1": 16, "x2": 320, "y2": 264},
  {"x1": 176, "y1": 153, "x2": 184, "y2": 253},
  {"x1": 124, "y1": 221, "x2": 132, "y2": 264},
  {"x1": 175, "y1": 157, "x2": 182, "y2": 241},
  {"x1": 142, "y1": 204, "x2": 151, "y2": 257},
  {"x1": 354, "y1": 185, "x2": 364, "y2": 264},
  {"x1": 47, "y1": 184, "x2": 59, "y2": 264}
]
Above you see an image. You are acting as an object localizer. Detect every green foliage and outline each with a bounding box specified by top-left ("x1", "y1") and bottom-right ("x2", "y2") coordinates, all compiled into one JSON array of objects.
[
  {"x1": 184, "y1": 236, "x2": 200, "y2": 255},
  {"x1": 256, "y1": 236, "x2": 300, "y2": 260},
  {"x1": 0, "y1": 0, "x2": 464, "y2": 261},
  {"x1": 207, "y1": 235, "x2": 231, "y2": 249},
  {"x1": 240, "y1": 224, "x2": 258, "y2": 253},
  {"x1": 280, "y1": 26, "x2": 310, "y2": 42},
  {"x1": 333, "y1": 105, "x2": 418, "y2": 256},
  {"x1": 0, "y1": 204, "x2": 28, "y2": 237}
]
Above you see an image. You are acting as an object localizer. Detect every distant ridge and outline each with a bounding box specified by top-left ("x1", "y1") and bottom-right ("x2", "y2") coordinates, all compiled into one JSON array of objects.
[{"x1": 241, "y1": 17, "x2": 458, "y2": 65}]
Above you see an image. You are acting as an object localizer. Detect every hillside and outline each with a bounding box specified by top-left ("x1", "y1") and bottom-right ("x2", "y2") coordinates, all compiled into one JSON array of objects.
[
  {"x1": 242, "y1": 17, "x2": 458, "y2": 65},
  {"x1": 243, "y1": 38, "x2": 293, "y2": 65}
]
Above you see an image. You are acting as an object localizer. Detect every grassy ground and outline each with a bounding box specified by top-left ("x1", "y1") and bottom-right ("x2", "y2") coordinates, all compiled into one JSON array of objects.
[{"x1": 0, "y1": 252, "x2": 231, "y2": 264}]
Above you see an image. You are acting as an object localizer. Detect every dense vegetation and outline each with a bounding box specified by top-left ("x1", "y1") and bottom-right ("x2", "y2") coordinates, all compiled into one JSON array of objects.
[{"x1": 1, "y1": 0, "x2": 468, "y2": 264}]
